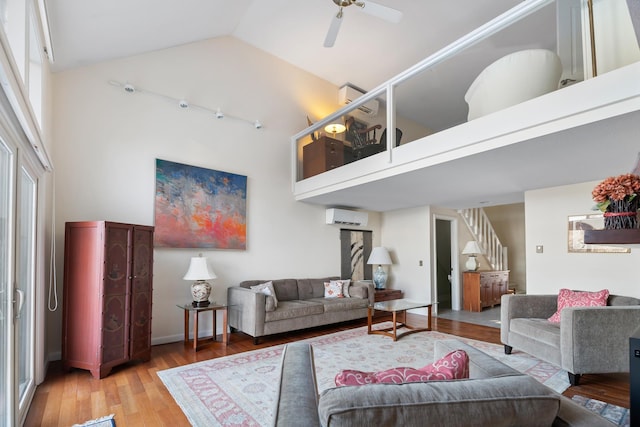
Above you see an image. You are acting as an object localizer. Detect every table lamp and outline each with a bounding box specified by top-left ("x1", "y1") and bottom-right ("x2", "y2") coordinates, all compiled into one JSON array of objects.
[
  {"x1": 183, "y1": 254, "x2": 217, "y2": 307},
  {"x1": 324, "y1": 123, "x2": 346, "y2": 139},
  {"x1": 462, "y1": 241, "x2": 483, "y2": 271},
  {"x1": 367, "y1": 247, "x2": 392, "y2": 289}
]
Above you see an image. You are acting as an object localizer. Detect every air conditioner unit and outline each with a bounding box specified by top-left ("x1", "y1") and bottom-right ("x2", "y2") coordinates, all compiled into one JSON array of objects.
[
  {"x1": 338, "y1": 84, "x2": 379, "y2": 117},
  {"x1": 326, "y1": 208, "x2": 368, "y2": 226}
]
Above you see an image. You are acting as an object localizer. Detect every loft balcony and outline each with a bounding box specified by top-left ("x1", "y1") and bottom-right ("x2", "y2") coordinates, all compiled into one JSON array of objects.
[{"x1": 291, "y1": 0, "x2": 640, "y2": 212}]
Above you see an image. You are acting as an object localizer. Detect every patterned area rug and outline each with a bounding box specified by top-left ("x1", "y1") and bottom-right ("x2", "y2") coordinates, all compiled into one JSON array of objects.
[
  {"x1": 571, "y1": 395, "x2": 630, "y2": 426},
  {"x1": 157, "y1": 325, "x2": 570, "y2": 427},
  {"x1": 72, "y1": 414, "x2": 115, "y2": 427}
]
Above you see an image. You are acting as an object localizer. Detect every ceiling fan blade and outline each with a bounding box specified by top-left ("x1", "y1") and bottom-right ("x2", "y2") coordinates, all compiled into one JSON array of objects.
[
  {"x1": 360, "y1": 1, "x2": 403, "y2": 24},
  {"x1": 324, "y1": 13, "x2": 343, "y2": 48}
]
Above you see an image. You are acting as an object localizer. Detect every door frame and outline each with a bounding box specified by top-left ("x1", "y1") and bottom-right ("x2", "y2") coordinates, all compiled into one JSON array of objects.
[{"x1": 431, "y1": 214, "x2": 461, "y2": 312}]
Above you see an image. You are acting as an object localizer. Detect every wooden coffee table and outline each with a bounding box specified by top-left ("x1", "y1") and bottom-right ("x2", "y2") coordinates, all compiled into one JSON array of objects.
[{"x1": 367, "y1": 299, "x2": 432, "y2": 341}]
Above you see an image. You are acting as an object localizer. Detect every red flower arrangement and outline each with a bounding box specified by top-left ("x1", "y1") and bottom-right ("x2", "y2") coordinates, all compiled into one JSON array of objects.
[
  {"x1": 592, "y1": 173, "x2": 640, "y2": 211},
  {"x1": 592, "y1": 173, "x2": 640, "y2": 229}
]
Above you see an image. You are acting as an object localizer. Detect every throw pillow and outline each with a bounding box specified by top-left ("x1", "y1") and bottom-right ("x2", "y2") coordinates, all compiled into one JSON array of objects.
[
  {"x1": 250, "y1": 281, "x2": 278, "y2": 310},
  {"x1": 331, "y1": 279, "x2": 351, "y2": 298},
  {"x1": 335, "y1": 350, "x2": 469, "y2": 386},
  {"x1": 548, "y1": 288, "x2": 609, "y2": 323},
  {"x1": 324, "y1": 281, "x2": 344, "y2": 298}
]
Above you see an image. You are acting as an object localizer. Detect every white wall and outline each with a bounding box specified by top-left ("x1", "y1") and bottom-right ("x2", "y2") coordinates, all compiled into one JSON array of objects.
[
  {"x1": 49, "y1": 36, "x2": 381, "y2": 356},
  {"x1": 380, "y1": 206, "x2": 432, "y2": 315},
  {"x1": 525, "y1": 180, "x2": 640, "y2": 297}
]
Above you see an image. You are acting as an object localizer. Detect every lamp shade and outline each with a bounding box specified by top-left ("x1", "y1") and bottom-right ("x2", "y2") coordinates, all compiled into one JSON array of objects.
[
  {"x1": 367, "y1": 247, "x2": 392, "y2": 265},
  {"x1": 324, "y1": 123, "x2": 346, "y2": 134},
  {"x1": 183, "y1": 256, "x2": 216, "y2": 281},
  {"x1": 461, "y1": 241, "x2": 482, "y2": 255}
]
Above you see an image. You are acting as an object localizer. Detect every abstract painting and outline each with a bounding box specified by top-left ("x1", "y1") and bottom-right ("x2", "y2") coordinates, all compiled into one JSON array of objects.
[
  {"x1": 340, "y1": 229, "x2": 372, "y2": 281},
  {"x1": 154, "y1": 159, "x2": 247, "y2": 249}
]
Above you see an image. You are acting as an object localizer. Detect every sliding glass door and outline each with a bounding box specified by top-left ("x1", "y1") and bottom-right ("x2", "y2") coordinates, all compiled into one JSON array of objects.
[
  {"x1": 16, "y1": 165, "x2": 36, "y2": 422},
  {"x1": 0, "y1": 135, "x2": 38, "y2": 426},
  {"x1": 0, "y1": 139, "x2": 12, "y2": 427}
]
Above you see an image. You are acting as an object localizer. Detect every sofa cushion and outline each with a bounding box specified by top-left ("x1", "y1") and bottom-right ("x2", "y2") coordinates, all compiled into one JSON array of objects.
[
  {"x1": 319, "y1": 375, "x2": 561, "y2": 427},
  {"x1": 264, "y1": 300, "x2": 324, "y2": 322},
  {"x1": 307, "y1": 297, "x2": 368, "y2": 313},
  {"x1": 609, "y1": 294, "x2": 640, "y2": 306},
  {"x1": 240, "y1": 279, "x2": 300, "y2": 301},
  {"x1": 548, "y1": 289, "x2": 609, "y2": 323},
  {"x1": 298, "y1": 277, "x2": 339, "y2": 300},
  {"x1": 510, "y1": 318, "x2": 560, "y2": 348},
  {"x1": 335, "y1": 350, "x2": 469, "y2": 386},
  {"x1": 348, "y1": 284, "x2": 368, "y2": 300}
]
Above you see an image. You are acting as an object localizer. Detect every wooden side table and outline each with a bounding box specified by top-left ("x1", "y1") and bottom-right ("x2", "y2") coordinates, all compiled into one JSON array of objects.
[
  {"x1": 374, "y1": 289, "x2": 403, "y2": 302},
  {"x1": 178, "y1": 303, "x2": 229, "y2": 351}
]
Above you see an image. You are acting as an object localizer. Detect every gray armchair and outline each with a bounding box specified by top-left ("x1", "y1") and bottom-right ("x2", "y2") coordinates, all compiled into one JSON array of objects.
[{"x1": 501, "y1": 293, "x2": 640, "y2": 385}]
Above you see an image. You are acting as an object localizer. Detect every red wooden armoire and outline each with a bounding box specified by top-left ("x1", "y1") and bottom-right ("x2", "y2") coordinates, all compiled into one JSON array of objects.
[{"x1": 62, "y1": 221, "x2": 154, "y2": 379}]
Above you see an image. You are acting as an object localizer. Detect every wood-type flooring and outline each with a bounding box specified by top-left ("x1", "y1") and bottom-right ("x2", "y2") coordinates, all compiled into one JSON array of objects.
[{"x1": 24, "y1": 314, "x2": 630, "y2": 426}]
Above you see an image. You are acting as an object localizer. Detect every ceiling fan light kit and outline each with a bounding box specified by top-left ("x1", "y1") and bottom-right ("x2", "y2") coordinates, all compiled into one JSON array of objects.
[
  {"x1": 324, "y1": 0, "x2": 403, "y2": 47},
  {"x1": 108, "y1": 80, "x2": 263, "y2": 130}
]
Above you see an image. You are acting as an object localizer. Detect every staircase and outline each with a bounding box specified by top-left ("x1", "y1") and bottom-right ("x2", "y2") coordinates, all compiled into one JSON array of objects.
[{"x1": 458, "y1": 208, "x2": 508, "y2": 271}]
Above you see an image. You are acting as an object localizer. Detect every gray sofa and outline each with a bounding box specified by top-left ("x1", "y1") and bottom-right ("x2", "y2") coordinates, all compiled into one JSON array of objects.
[
  {"x1": 273, "y1": 339, "x2": 613, "y2": 426},
  {"x1": 227, "y1": 277, "x2": 375, "y2": 344},
  {"x1": 501, "y1": 293, "x2": 640, "y2": 385}
]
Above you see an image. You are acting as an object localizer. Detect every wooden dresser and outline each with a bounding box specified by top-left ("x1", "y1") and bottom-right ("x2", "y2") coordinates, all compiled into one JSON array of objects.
[
  {"x1": 303, "y1": 136, "x2": 353, "y2": 178},
  {"x1": 462, "y1": 270, "x2": 510, "y2": 312},
  {"x1": 62, "y1": 221, "x2": 154, "y2": 379}
]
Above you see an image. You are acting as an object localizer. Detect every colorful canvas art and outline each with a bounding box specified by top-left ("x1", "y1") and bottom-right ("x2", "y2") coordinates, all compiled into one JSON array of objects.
[{"x1": 154, "y1": 159, "x2": 247, "y2": 249}]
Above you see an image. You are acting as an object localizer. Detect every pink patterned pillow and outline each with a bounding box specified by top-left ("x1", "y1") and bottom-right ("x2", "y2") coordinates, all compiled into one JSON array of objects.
[
  {"x1": 335, "y1": 350, "x2": 469, "y2": 386},
  {"x1": 324, "y1": 281, "x2": 344, "y2": 298},
  {"x1": 548, "y1": 288, "x2": 610, "y2": 323}
]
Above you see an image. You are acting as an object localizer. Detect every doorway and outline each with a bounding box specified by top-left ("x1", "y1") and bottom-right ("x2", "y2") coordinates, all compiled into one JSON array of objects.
[
  {"x1": 433, "y1": 215, "x2": 460, "y2": 312},
  {"x1": 435, "y1": 219, "x2": 452, "y2": 309}
]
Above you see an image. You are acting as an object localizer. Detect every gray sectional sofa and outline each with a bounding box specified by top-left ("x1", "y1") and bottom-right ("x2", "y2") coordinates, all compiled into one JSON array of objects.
[
  {"x1": 227, "y1": 277, "x2": 375, "y2": 344},
  {"x1": 273, "y1": 339, "x2": 614, "y2": 427},
  {"x1": 501, "y1": 293, "x2": 640, "y2": 385}
]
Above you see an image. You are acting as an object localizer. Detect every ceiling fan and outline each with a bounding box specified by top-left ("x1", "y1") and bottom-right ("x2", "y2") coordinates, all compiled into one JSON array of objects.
[{"x1": 324, "y1": 0, "x2": 403, "y2": 48}]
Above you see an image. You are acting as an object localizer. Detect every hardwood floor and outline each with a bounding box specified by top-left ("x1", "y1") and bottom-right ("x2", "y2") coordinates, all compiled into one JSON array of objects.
[{"x1": 24, "y1": 315, "x2": 630, "y2": 426}]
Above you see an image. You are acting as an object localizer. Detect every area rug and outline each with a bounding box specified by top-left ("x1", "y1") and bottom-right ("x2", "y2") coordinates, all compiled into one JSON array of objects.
[
  {"x1": 158, "y1": 325, "x2": 569, "y2": 427},
  {"x1": 571, "y1": 395, "x2": 630, "y2": 426},
  {"x1": 72, "y1": 414, "x2": 115, "y2": 427}
]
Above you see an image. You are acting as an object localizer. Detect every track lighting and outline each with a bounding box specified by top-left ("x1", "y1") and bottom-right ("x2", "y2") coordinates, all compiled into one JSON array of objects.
[{"x1": 108, "y1": 80, "x2": 263, "y2": 129}]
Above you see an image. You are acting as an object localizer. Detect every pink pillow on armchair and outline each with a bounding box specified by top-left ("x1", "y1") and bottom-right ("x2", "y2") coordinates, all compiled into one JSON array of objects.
[
  {"x1": 547, "y1": 288, "x2": 610, "y2": 323},
  {"x1": 335, "y1": 350, "x2": 469, "y2": 386}
]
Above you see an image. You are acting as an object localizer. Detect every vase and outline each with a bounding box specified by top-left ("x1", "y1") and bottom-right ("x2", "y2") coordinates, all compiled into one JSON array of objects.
[{"x1": 604, "y1": 196, "x2": 639, "y2": 229}]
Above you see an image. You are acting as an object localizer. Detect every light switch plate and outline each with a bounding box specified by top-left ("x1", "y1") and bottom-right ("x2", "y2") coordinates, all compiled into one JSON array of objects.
[{"x1": 536, "y1": 245, "x2": 544, "y2": 253}]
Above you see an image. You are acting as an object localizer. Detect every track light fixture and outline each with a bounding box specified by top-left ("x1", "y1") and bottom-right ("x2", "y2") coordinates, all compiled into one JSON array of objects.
[{"x1": 108, "y1": 80, "x2": 263, "y2": 130}]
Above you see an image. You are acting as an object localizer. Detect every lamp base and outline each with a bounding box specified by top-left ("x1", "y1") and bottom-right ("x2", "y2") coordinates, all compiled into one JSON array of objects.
[
  {"x1": 191, "y1": 280, "x2": 212, "y2": 307},
  {"x1": 192, "y1": 300, "x2": 211, "y2": 308},
  {"x1": 465, "y1": 255, "x2": 479, "y2": 272},
  {"x1": 373, "y1": 265, "x2": 387, "y2": 290}
]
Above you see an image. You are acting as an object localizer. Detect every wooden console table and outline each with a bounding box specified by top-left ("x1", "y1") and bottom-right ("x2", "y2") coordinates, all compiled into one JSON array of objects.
[{"x1": 462, "y1": 270, "x2": 510, "y2": 312}]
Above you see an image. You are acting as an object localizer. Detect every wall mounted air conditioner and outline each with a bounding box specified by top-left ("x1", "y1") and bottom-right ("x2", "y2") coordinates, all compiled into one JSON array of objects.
[
  {"x1": 338, "y1": 84, "x2": 379, "y2": 117},
  {"x1": 326, "y1": 208, "x2": 368, "y2": 226}
]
